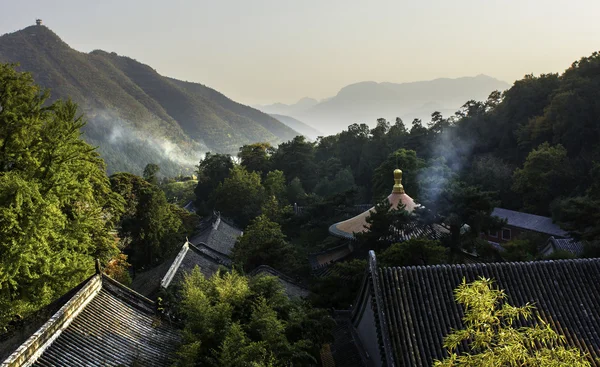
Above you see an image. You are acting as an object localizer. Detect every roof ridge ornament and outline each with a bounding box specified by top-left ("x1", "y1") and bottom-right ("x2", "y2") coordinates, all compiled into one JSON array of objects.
[{"x1": 392, "y1": 168, "x2": 405, "y2": 194}]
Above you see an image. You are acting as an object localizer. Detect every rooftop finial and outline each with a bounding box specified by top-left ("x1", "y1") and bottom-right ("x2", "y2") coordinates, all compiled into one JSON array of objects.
[{"x1": 393, "y1": 169, "x2": 405, "y2": 194}]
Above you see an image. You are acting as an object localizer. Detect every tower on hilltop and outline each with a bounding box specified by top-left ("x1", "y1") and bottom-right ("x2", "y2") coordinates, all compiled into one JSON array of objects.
[{"x1": 36, "y1": 19, "x2": 43, "y2": 26}]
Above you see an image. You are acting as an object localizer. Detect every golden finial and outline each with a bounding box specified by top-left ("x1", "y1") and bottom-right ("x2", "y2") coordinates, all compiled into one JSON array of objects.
[{"x1": 393, "y1": 169, "x2": 405, "y2": 194}]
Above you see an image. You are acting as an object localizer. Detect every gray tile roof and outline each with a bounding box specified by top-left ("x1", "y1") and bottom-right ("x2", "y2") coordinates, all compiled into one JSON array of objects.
[
  {"x1": 249, "y1": 265, "x2": 310, "y2": 298},
  {"x1": 160, "y1": 242, "x2": 229, "y2": 290},
  {"x1": 3, "y1": 275, "x2": 180, "y2": 367},
  {"x1": 492, "y1": 207, "x2": 568, "y2": 237},
  {"x1": 329, "y1": 311, "x2": 368, "y2": 367},
  {"x1": 357, "y1": 252, "x2": 600, "y2": 366},
  {"x1": 543, "y1": 236, "x2": 585, "y2": 257},
  {"x1": 189, "y1": 215, "x2": 242, "y2": 256}
]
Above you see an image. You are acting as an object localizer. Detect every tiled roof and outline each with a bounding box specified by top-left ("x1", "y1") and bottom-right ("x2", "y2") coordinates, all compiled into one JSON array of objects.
[
  {"x1": 2, "y1": 274, "x2": 180, "y2": 367},
  {"x1": 249, "y1": 265, "x2": 310, "y2": 298},
  {"x1": 329, "y1": 311, "x2": 368, "y2": 367},
  {"x1": 543, "y1": 236, "x2": 585, "y2": 257},
  {"x1": 161, "y1": 242, "x2": 229, "y2": 289},
  {"x1": 314, "y1": 222, "x2": 446, "y2": 273},
  {"x1": 492, "y1": 207, "x2": 568, "y2": 237},
  {"x1": 358, "y1": 252, "x2": 600, "y2": 366},
  {"x1": 189, "y1": 214, "x2": 242, "y2": 256},
  {"x1": 329, "y1": 191, "x2": 417, "y2": 240}
]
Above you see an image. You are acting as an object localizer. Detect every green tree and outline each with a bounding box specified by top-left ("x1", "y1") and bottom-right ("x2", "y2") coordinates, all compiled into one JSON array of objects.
[
  {"x1": 354, "y1": 199, "x2": 413, "y2": 252},
  {"x1": 110, "y1": 172, "x2": 184, "y2": 268},
  {"x1": 271, "y1": 136, "x2": 317, "y2": 190},
  {"x1": 238, "y1": 142, "x2": 272, "y2": 176},
  {"x1": 378, "y1": 238, "x2": 447, "y2": 267},
  {"x1": 309, "y1": 259, "x2": 367, "y2": 309},
  {"x1": 211, "y1": 165, "x2": 266, "y2": 226},
  {"x1": 231, "y1": 215, "x2": 292, "y2": 272},
  {"x1": 143, "y1": 163, "x2": 160, "y2": 185},
  {"x1": 175, "y1": 267, "x2": 333, "y2": 367},
  {"x1": 263, "y1": 170, "x2": 287, "y2": 203},
  {"x1": 286, "y1": 177, "x2": 307, "y2": 205},
  {"x1": 434, "y1": 278, "x2": 590, "y2": 367},
  {"x1": 513, "y1": 142, "x2": 572, "y2": 215},
  {"x1": 0, "y1": 64, "x2": 124, "y2": 326},
  {"x1": 194, "y1": 152, "x2": 233, "y2": 214},
  {"x1": 372, "y1": 149, "x2": 425, "y2": 201},
  {"x1": 419, "y1": 180, "x2": 501, "y2": 254}
]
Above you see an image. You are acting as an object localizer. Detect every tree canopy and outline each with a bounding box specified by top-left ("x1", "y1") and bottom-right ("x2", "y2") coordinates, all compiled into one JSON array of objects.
[
  {"x1": 434, "y1": 277, "x2": 590, "y2": 367},
  {"x1": 0, "y1": 64, "x2": 124, "y2": 327}
]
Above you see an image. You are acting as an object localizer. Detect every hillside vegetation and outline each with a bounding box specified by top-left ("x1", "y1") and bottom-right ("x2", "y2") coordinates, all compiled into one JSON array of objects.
[{"x1": 0, "y1": 25, "x2": 299, "y2": 175}]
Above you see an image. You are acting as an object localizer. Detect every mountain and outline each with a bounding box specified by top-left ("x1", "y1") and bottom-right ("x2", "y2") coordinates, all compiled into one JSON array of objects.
[
  {"x1": 0, "y1": 25, "x2": 300, "y2": 175},
  {"x1": 265, "y1": 76, "x2": 511, "y2": 136},
  {"x1": 269, "y1": 114, "x2": 322, "y2": 140},
  {"x1": 256, "y1": 97, "x2": 319, "y2": 116}
]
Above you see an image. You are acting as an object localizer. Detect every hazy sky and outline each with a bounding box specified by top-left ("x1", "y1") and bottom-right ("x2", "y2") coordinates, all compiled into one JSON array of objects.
[{"x1": 1, "y1": 0, "x2": 599, "y2": 105}]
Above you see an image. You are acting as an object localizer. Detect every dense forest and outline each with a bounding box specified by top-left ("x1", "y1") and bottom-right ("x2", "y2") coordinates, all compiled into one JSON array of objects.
[{"x1": 1, "y1": 50, "x2": 600, "y2": 365}]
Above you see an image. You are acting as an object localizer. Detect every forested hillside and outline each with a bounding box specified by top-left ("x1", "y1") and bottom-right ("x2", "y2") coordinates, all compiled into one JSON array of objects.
[
  {"x1": 0, "y1": 25, "x2": 299, "y2": 175},
  {"x1": 191, "y1": 51, "x2": 600, "y2": 307}
]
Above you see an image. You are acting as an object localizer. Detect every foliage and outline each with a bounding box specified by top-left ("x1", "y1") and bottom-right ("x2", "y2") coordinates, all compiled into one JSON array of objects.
[
  {"x1": 501, "y1": 232, "x2": 549, "y2": 261},
  {"x1": 175, "y1": 267, "x2": 333, "y2": 367},
  {"x1": 238, "y1": 142, "x2": 272, "y2": 176},
  {"x1": 271, "y1": 136, "x2": 317, "y2": 190},
  {"x1": 434, "y1": 278, "x2": 590, "y2": 367},
  {"x1": 354, "y1": 198, "x2": 414, "y2": 252},
  {"x1": 143, "y1": 163, "x2": 160, "y2": 185},
  {"x1": 378, "y1": 238, "x2": 447, "y2": 267},
  {"x1": 161, "y1": 179, "x2": 198, "y2": 205},
  {"x1": 263, "y1": 170, "x2": 287, "y2": 203},
  {"x1": 313, "y1": 167, "x2": 356, "y2": 198},
  {"x1": 231, "y1": 215, "x2": 293, "y2": 272},
  {"x1": 418, "y1": 180, "x2": 501, "y2": 253},
  {"x1": 194, "y1": 152, "x2": 234, "y2": 214},
  {"x1": 104, "y1": 253, "x2": 132, "y2": 285},
  {"x1": 211, "y1": 165, "x2": 266, "y2": 227},
  {"x1": 110, "y1": 172, "x2": 184, "y2": 269},
  {"x1": 309, "y1": 259, "x2": 367, "y2": 309},
  {"x1": 0, "y1": 64, "x2": 124, "y2": 327},
  {"x1": 372, "y1": 149, "x2": 424, "y2": 201},
  {"x1": 512, "y1": 143, "x2": 572, "y2": 215}
]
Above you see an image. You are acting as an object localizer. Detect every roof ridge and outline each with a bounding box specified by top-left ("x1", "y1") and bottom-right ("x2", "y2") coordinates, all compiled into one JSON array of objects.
[
  {"x1": 382, "y1": 257, "x2": 598, "y2": 272},
  {"x1": 101, "y1": 275, "x2": 156, "y2": 309},
  {"x1": 188, "y1": 242, "x2": 232, "y2": 265},
  {"x1": 2, "y1": 275, "x2": 102, "y2": 367}
]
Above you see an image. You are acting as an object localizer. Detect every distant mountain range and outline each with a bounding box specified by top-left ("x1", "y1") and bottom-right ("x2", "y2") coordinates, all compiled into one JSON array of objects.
[
  {"x1": 0, "y1": 25, "x2": 300, "y2": 175},
  {"x1": 256, "y1": 97, "x2": 319, "y2": 116},
  {"x1": 269, "y1": 114, "x2": 322, "y2": 140},
  {"x1": 257, "y1": 76, "x2": 511, "y2": 135}
]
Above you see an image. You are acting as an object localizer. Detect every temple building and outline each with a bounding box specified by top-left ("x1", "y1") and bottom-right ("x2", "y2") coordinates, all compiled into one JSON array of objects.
[
  {"x1": 131, "y1": 212, "x2": 308, "y2": 299},
  {"x1": 1, "y1": 264, "x2": 180, "y2": 367},
  {"x1": 311, "y1": 169, "x2": 443, "y2": 272},
  {"x1": 329, "y1": 251, "x2": 600, "y2": 367},
  {"x1": 328, "y1": 169, "x2": 417, "y2": 240}
]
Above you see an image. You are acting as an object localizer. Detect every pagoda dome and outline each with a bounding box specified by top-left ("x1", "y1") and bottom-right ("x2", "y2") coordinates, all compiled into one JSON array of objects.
[{"x1": 328, "y1": 169, "x2": 417, "y2": 239}]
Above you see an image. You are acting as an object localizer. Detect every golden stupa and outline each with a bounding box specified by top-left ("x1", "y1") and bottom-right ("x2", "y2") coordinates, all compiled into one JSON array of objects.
[{"x1": 328, "y1": 169, "x2": 417, "y2": 239}]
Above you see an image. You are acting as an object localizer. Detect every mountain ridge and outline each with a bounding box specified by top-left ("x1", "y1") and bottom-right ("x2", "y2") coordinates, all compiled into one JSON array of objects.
[
  {"x1": 0, "y1": 25, "x2": 300, "y2": 175},
  {"x1": 259, "y1": 75, "x2": 511, "y2": 135}
]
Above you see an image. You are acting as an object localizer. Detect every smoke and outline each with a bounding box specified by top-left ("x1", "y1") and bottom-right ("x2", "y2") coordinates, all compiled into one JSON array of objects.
[
  {"x1": 84, "y1": 109, "x2": 207, "y2": 175},
  {"x1": 416, "y1": 121, "x2": 475, "y2": 205}
]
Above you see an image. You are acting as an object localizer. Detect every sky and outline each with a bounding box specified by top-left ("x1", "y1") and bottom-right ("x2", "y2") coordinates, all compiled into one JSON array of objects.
[{"x1": 1, "y1": 0, "x2": 599, "y2": 105}]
